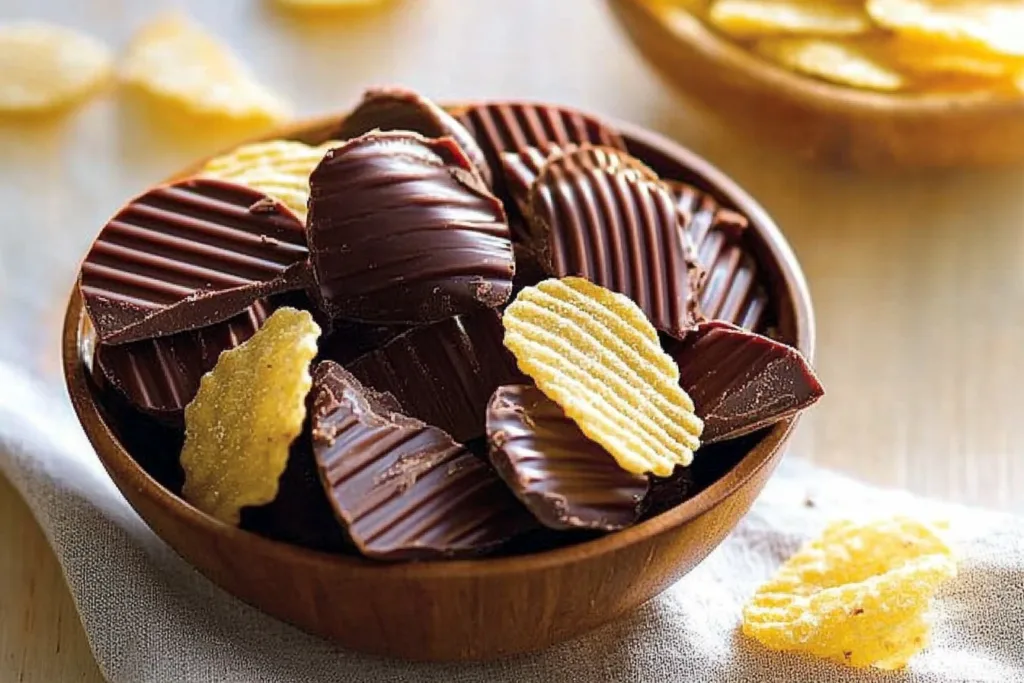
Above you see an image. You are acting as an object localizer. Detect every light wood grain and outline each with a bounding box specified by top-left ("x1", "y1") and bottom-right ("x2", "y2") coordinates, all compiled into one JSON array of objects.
[{"x1": 1, "y1": 0, "x2": 1023, "y2": 678}]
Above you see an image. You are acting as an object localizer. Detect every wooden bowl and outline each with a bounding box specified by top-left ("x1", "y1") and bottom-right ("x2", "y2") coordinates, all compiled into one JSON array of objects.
[
  {"x1": 62, "y1": 109, "x2": 814, "y2": 662},
  {"x1": 607, "y1": 0, "x2": 1024, "y2": 168}
]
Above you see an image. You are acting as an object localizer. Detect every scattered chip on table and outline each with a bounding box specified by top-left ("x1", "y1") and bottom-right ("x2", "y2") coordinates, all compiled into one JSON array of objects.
[
  {"x1": 180, "y1": 307, "x2": 320, "y2": 526},
  {"x1": 120, "y1": 12, "x2": 291, "y2": 125},
  {"x1": 742, "y1": 517, "x2": 957, "y2": 669},
  {"x1": 0, "y1": 22, "x2": 113, "y2": 113}
]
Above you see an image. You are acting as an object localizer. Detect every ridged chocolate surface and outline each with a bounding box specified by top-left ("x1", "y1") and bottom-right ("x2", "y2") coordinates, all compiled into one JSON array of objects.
[
  {"x1": 80, "y1": 178, "x2": 308, "y2": 344},
  {"x1": 486, "y1": 385, "x2": 648, "y2": 531},
  {"x1": 670, "y1": 321, "x2": 824, "y2": 443},
  {"x1": 347, "y1": 309, "x2": 525, "y2": 442},
  {"x1": 310, "y1": 362, "x2": 535, "y2": 560},
  {"x1": 456, "y1": 102, "x2": 626, "y2": 187},
  {"x1": 338, "y1": 86, "x2": 492, "y2": 186},
  {"x1": 95, "y1": 300, "x2": 273, "y2": 421},
  {"x1": 527, "y1": 147, "x2": 702, "y2": 338},
  {"x1": 671, "y1": 182, "x2": 768, "y2": 332},
  {"x1": 306, "y1": 132, "x2": 514, "y2": 325}
]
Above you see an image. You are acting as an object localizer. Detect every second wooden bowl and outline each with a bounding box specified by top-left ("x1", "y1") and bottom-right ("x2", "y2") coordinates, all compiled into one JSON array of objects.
[
  {"x1": 607, "y1": 0, "x2": 1024, "y2": 168},
  {"x1": 63, "y1": 109, "x2": 814, "y2": 661}
]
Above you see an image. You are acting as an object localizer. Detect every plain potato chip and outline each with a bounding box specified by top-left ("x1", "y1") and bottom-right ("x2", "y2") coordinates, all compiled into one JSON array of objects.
[
  {"x1": 0, "y1": 22, "x2": 112, "y2": 113},
  {"x1": 201, "y1": 139, "x2": 340, "y2": 220},
  {"x1": 755, "y1": 37, "x2": 906, "y2": 91},
  {"x1": 882, "y1": 37, "x2": 1020, "y2": 78},
  {"x1": 120, "y1": 13, "x2": 291, "y2": 125},
  {"x1": 708, "y1": 0, "x2": 872, "y2": 38},
  {"x1": 866, "y1": 0, "x2": 1024, "y2": 58},
  {"x1": 274, "y1": 0, "x2": 391, "y2": 9},
  {"x1": 502, "y1": 277, "x2": 703, "y2": 477},
  {"x1": 181, "y1": 307, "x2": 320, "y2": 526},
  {"x1": 743, "y1": 517, "x2": 957, "y2": 669}
]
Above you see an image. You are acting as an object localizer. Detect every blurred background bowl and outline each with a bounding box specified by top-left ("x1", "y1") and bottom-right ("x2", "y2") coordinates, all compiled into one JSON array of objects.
[{"x1": 606, "y1": 0, "x2": 1024, "y2": 168}]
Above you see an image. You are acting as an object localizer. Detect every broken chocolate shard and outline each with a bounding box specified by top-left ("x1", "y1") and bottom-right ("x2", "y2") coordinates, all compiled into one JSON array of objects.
[
  {"x1": 306, "y1": 131, "x2": 514, "y2": 325},
  {"x1": 346, "y1": 309, "x2": 525, "y2": 442},
  {"x1": 486, "y1": 385, "x2": 648, "y2": 532},
  {"x1": 670, "y1": 182, "x2": 767, "y2": 332},
  {"x1": 526, "y1": 146, "x2": 703, "y2": 338},
  {"x1": 80, "y1": 178, "x2": 308, "y2": 344},
  {"x1": 669, "y1": 321, "x2": 824, "y2": 443},
  {"x1": 338, "y1": 86, "x2": 492, "y2": 186},
  {"x1": 310, "y1": 361, "x2": 536, "y2": 561},
  {"x1": 640, "y1": 465, "x2": 695, "y2": 519},
  {"x1": 94, "y1": 299, "x2": 274, "y2": 422},
  {"x1": 455, "y1": 101, "x2": 626, "y2": 191}
]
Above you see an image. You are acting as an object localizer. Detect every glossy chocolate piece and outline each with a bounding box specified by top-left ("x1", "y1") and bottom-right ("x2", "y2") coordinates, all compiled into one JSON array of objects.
[
  {"x1": 526, "y1": 146, "x2": 703, "y2": 338},
  {"x1": 671, "y1": 182, "x2": 768, "y2": 331},
  {"x1": 306, "y1": 131, "x2": 514, "y2": 325},
  {"x1": 337, "y1": 86, "x2": 492, "y2": 186},
  {"x1": 94, "y1": 300, "x2": 273, "y2": 423},
  {"x1": 455, "y1": 102, "x2": 626, "y2": 195},
  {"x1": 80, "y1": 178, "x2": 308, "y2": 344},
  {"x1": 669, "y1": 321, "x2": 823, "y2": 443},
  {"x1": 640, "y1": 465, "x2": 694, "y2": 519},
  {"x1": 310, "y1": 362, "x2": 535, "y2": 561},
  {"x1": 487, "y1": 385, "x2": 648, "y2": 531},
  {"x1": 347, "y1": 309, "x2": 525, "y2": 442}
]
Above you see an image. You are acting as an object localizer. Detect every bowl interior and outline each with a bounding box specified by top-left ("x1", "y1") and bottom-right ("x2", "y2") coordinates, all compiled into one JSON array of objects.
[{"x1": 64, "y1": 106, "x2": 813, "y2": 577}]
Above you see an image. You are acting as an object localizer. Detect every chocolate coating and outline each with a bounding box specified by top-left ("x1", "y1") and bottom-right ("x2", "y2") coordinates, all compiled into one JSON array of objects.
[
  {"x1": 671, "y1": 182, "x2": 768, "y2": 331},
  {"x1": 526, "y1": 146, "x2": 703, "y2": 338},
  {"x1": 310, "y1": 362, "x2": 535, "y2": 561},
  {"x1": 338, "y1": 86, "x2": 492, "y2": 186},
  {"x1": 669, "y1": 321, "x2": 824, "y2": 443},
  {"x1": 640, "y1": 465, "x2": 694, "y2": 519},
  {"x1": 306, "y1": 132, "x2": 514, "y2": 325},
  {"x1": 80, "y1": 178, "x2": 308, "y2": 344},
  {"x1": 347, "y1": 309, "x2": 525, "y2": 442},
  {"x1": 94, "y1": 300, "x2": 273, "y2": 422},
  {"x1": 456, "y1": 102, "x2": 626, "y2": 194},
  {"x1": 487, "y1": 385, "x2": 648, "y2": 531}
]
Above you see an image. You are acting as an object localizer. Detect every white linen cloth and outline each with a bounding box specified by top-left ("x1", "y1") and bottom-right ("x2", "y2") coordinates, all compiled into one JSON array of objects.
[{"x1": 1, "y1": 362, "x2": 1022, "y2": 683}]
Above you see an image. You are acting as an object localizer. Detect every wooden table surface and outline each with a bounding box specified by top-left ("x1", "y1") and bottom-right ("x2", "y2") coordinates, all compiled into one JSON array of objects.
[{"x1": 1, "y1": 0, "x2": 1022, "y2": 680}]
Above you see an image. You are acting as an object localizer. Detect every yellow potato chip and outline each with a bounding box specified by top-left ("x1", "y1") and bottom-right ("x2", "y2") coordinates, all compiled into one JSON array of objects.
[
  {"x1": 274, "y1": 0, "x2": 391, "y2": 9},
  {"x1": 708, "y1": 0, "x2": 872, "y2": 38},
  {"x1": 201, "y1": 140, "x2": 340, "y2": 220},
  {"x1": 120, "y1": 13, "x2": 291, "y2": 125},
  {"x1": 755, "y1": 37, "x2": 907, "y2": 91},
  {"x1": 502, "y1": 277, "x2": 703, "y2": 477},
  {"x1": 181, "y1": 307, "x2": 320, "y2": 525},
  {"x1": 0, "y1": 22, "x2": 112, "y2": 113},
  {"x1": 885, "y1": 37, "x2": 1019, "y2": 78},
  {"x1": 743, "y1": 517, "x2": 957, "y2": 669},
  {"x1": 866, "y1": 0, "x2": 1024, "y2": 58}
]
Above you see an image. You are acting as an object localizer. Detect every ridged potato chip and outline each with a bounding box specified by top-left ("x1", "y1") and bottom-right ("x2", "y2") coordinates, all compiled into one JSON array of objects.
[
  {"x1": 709, "y1": 0, "x2": 872, "y2": 38},
  {"x1": 885, "y1": 38, "x2": 1020, "y2": 78},
  {"x1": 502, "y1": 277, "x2": 702, "y2": 477},
  {"x1": 120, "y1": 13, "x2": 290, "y2": 125},
  {"x1": 743, "y1": 517, "x2": 957, "y2": 669},
  {"x1": 181, "y1": 307, "x2": 320, "y2": 525},
  {"x1": 866, "y1": 0, "x2": 1024, "y2": 58},
  {"x1": 201, "y1": 140, "x2": 340, "y2": 220},
  {"x1": 0, "y1": 22, "x2": 113, "y2": 113},
  {"x1": 756, "y1": 37, "x2": 906, "y2": 91}
]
